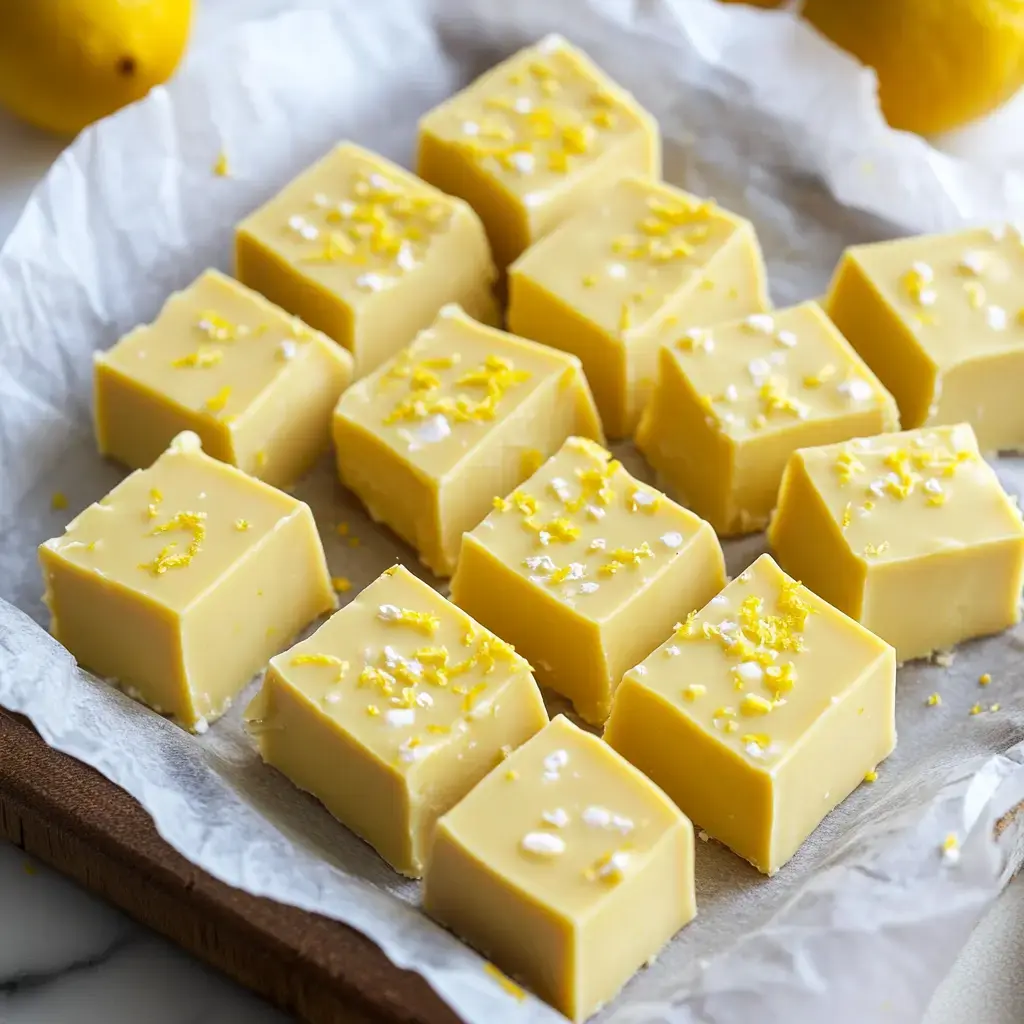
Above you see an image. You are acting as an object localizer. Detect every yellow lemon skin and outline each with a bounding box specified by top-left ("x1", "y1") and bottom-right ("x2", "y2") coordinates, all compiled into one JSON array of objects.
[
  {"x1": 803, "y1": 0, "x2": 1024, "y2": 135},
  {"x1": 0, "y1": 0, "x2": 192, "y2": 136}
]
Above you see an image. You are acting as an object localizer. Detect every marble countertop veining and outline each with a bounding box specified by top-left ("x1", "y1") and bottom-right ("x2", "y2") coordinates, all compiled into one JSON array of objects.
[{"x1": 3, "y1": 4, "x2": 1024, "y2": 1020}]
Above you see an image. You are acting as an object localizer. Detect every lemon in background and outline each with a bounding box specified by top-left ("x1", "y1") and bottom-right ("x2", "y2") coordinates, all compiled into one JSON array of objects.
[
  {"x1": 0, "y1": 0, "x2": 192, "y2": 136},
  {"x1": 720, "y1": 0, "x2": 1024, "y2": 135}
]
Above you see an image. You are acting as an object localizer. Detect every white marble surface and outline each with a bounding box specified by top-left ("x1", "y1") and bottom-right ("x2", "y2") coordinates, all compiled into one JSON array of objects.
[{"x1": 3, "y1": 6, "x2": 1024, "y2": 1021}]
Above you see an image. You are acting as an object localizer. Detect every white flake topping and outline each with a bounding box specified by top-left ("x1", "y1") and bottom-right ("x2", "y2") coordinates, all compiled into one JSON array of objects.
[
  {"x1": 838, "y1": 379, "x2": 874, "y2": 403},
  {"x1": 661, "y1": 531, "x2": 684, "y2": 549},
  {"x1": 958, "y1": 250, "x2": 986, "y2": 275},
  {"x1": 745, "y1": 313, "x2": 774, "y2": 334},
  {"x1": 607, "y1": 262, "x2": 627, "y2": 279},
  {"x1": 735, "y1": 661, "x2": 764, "y2": 683},
  {"x1": 521, "y1": 831, "x2": 565, "y2": 857},
  {"x1": 461, "y1": 120, "x2": 480, "y2": 136},
  {"x1": 775, "y1": 329, "x2": 798, "y2": 348},
  {"x1": 582, "y1": 805, "x2": 612, "y2": 828},
  {"x1": 385, "y1": 708, "x2": 416, "y2": 727},
  {"x1": 277, "y1": 339, "x2": 298, "y2": 361},
  {"x1": 409, "y1": 413, "x2": 451, "y2": 447},
  {"x1": 510, "y1": 151, "x2": 536, "y2": 174},
  {"x1": 542, "y1": 808, "x2": 570, "y2": 828},
  {"x1": 586, "y1": 505, "x2": 606, "y2": 521},
  {"x1": 986, "y1": 305, "x2": 1008, "y2": 331},
  {"x1": 356, "y1": 273, "x2": 385, "y2": 292},
  {"x1": 911, "y1": 260, "x2": 934, "y2": 283}
]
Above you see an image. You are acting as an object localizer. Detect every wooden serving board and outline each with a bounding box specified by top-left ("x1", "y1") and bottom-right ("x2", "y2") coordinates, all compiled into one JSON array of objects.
[{"x1": 0, "y1": 707, "x2": 458, "y2": 1024}]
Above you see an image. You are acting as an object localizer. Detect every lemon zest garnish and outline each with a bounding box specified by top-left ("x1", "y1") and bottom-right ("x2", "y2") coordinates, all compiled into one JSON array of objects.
[{"x1": 332, "y1": 576, "x2": 352, "y2": 593}]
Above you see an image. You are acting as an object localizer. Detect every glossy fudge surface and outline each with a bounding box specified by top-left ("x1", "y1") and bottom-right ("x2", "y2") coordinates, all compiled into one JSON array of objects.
[
  {"x1": 425, "y1": 715, "x2": 695, "y2": 1021},
  {"x1": 333, "y1": 304, "x2": 602, "y2": 576},
  {"x1": 509, "y1": 176, "x2": 769, "y2": 436},
  {"x1": 637, "y1": 302, "x2": 898, "y2": 535},
  {"x1": 452, "y1": 436, "x2": 725, "y2": 723},
  {"x1": 418, "y1": 34, "x2": 660, "y2": 270},
  {"x1": 237, "y1": 142, "x2": 496, "y2": 375},
  {"x1": 94, "y1": 268, "x2": 352, "y2": 487},
  {"x1": 827, "y1": 225, "x2": 1024, "y2": 451},
  {"x1": 605, "y1": 554, "x2": 896, "y2": 874},
  {"x1": 40, "y1": 432, "x2": 335, "y2": 730},
  {"x1": 769, "y1": 423, "x2": 1024, "y2": 659},
  {"x1": 247, "y1": 564, "x2": 548, "y2": 877}
]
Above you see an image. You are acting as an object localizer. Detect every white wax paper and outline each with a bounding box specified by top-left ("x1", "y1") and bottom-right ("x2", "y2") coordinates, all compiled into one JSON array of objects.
[{"x1": 2, "y1": 2, "x2": 1024, "y2": 1022}]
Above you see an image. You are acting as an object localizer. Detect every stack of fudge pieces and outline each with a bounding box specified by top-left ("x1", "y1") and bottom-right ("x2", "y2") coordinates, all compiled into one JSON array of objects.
[{"x1": 39, "y1": 35, "x2": 1024, "y2": 1022}]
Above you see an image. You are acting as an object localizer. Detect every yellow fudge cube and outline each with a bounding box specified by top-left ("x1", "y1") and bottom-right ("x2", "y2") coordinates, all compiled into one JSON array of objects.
[
  {"x1": 826, "y1": 226, "x2": 1024, "y2": 452},
  {"x1": 39, "y1": 432, "x2": 335, "y2": 731},
  {"x1": 245, "y1": 564, "x2": 548, "y2": 877},
  {"x1": 509, "y1": 177, "x2": 770, "y2": 437},
  {"x1": 236, "y1": 142, "x2": 497, "y2": 376},
  {"x1": 636, "y1": 302, "x2": 899, "y2": 536},
  {"x1": 451, "y1": 436, "x2": 726, "y2": 724},
  {"x1": 605, "y1": 554, "x2": 896, "y2": 875},
  {"x1": 332, "y1": 305, "x2": 602, "y2": 577},
  {"x1": 417, "y1": 34, "x2": 660, "y2": 272},
  {"x1": 94, "y1": 269, "x2": 352, "y2": 488},
  {"x1": 424, "y1": 714, "x2": 695, "y2": 1021},
  {"x1": 768, "y1": 423, "x2": 1024, "y2": 661}
]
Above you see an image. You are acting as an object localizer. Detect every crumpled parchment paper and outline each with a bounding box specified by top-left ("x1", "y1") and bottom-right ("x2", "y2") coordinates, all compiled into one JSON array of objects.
[{"x1": 2, "y1": 2, "x2": 1024, "y2": 1021}]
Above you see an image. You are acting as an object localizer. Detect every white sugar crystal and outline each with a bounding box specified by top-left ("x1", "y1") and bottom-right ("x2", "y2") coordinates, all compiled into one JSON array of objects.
[
  {"x1": 337, "y1": 200, "x2": 356, "y2": 218},
  {"x1": 745, "y1": 741, "x2": 765, "y2": 759},
  {"x1": 958, "y1": 250, "x2": 986, "y2": 275},
  {"x1": 410, "y1": 413, "x2": 451, "y2": 447},
  {"x1": 550, "y1": 477, "x2": 572, "y2": 501},
  {"x1": 356, "y1": 272, "x2": 385, "y2": 292},
  {"x1": 461, "y1": 120, "x2": 480, "y2": 136},
  {"x1": 911, "y1": 260, "x2": 934, "y2": 283},
  {"x1": 723, "y1": 384, "x2": 739, "y2": 402},
  {"x1": 537, "y1": 33, "x2": 566, "y2": 54},
  {"x1": 312, "y1": 192, "x2": 329, "y2": 208},
  {"x1": 298, "y1": 223, "x2": 319, "y2": 241},
  {"x1": 632, "y1": 490, "x2": 657, "y2": 508},
  {"x1": 510, "y1": 151, "x2": 535, "y2": 174},
  {"x1": 745, "y1": 313, "x2": 774, "y2": 333},
  {"x1": 398, "y1": 739, "x2": 425, "y2": 762},
  {"x1": 368, "y1": 173, "x2": 391, "y2": 190},
  {"x1": 521, "y1": 832, "x2": 565, "y2": 857},
  {"x1": 665, "y1": 645, "x2": 681, "y2": 657},
  {"x1": 525, "y1": 554, "x2": 557, "y2": 572},
  {"x1": 586, "y1": 505, "x2": 606, "y2": 520},
  {"x1": 711, "y1": 594, "x2": 729, "y2": 606},
  {"x1": 396, "y1": 244, "x2": 417, "y2": 271},
  {"x1": 775, "y1": 329, "x2": 798, "y2": 348},
  {"x1": 986, "y1": 305, "x2": 1008, "y2": 330},
  {"x1": 415, "y1": 691, "x2": 434, "y2": 708},
  {"x1": 736, "y1": 661, "x2": 763, "y2": 683},
  {"x1": 918, "y1": 288, "x2": 937, "y2": 307},
  {"x1": 385, "y1": 708, "x2": 415, "y2": 727},
  {"x1": 839, "y1": 379, "x2": 873, "y2": 403},
  {"x1": 924, "y1": 478, "x2": 944, "y2": 495},
  {"x1": 579, "y1": 582, "x2": 600, "y2": 594},
  {"x1": 747, "y1": 358, "x2": 772, "y2": 381},
  {"x1": 513, "y1": 96, "x2": 533, "y2": 113},
  {"x1": 277, "y1": 339, "x2": 298, "y2": 361},
  {"x1": 598, "y1": 851, "x2": 630, "y2": 878},
  {"x1": 378, "y1": 604, "x2": 401, "y2": 622},
  {"x1": 193, "y1": 716, "x2": 209, "y2": 735},
  {"x1": 607, "y1": 262, "x2": 627, "y2": 279},
  {"x1": 287, "y1": 214, "x2": 306, "y2": 231},
  {"x1": 634, "y1": 665, "x2": 647, "y2": 676},
  {"x1": 324, "y1": 690, "x2": 341, "y2": 704},
  {"x1": 544, "y1": 749, "x2": 569, "y2": 772},
  {"x1": 661, "y1": 531, "x2": 684, "y2": 549},
  {"x1": 542, "y1": 808, "x2": 570, "y2": 828},
  {"x1": 582, "y1": 805, "x2": 612, "y2": 828},
  {"x1": 612, "y1": 815, "x2": 634, "y2": 834},
  {"x1": 588, "y1": 538, "x2": 607, "y2": 551}
]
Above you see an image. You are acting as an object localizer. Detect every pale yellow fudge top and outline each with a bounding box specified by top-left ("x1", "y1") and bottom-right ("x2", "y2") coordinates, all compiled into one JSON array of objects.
[
  {"x1": 438, "y1": 714, "x2": 684, "y2": 915},
  {"x1": 665, "y1": 301, "x2": 899, "y2": 441},
  {"x1": 237, "y1": 143, "x2": 493, "y2": 305},
  {"x1": 784, "y1": 423, "x2": 1024, "y2": 565},
  {"x1": 464, "y1": 436, "x2": 717, "y2": 620},
  {"x1": 40, "y1": 432, "x2": 313, "y2": 613},
  {"x1": 622, "y1": 554, "x2": 892, "y2": 771},
  {"x1": 512, "y1": 177, "x2": 753, "y2": 338},
  {"x1": 844, "y1": 225, "x2": 1024, "y2": 366},
  {"x1": 95, "y1": 269, "x2": 351, "y2": 428},
  {"x1": 334, "y1": 304, "x2": 598, "y2": 478},
  {"x1": 250, "y1": 565, "x2": 536, "y2": 775},
  {"x1": 419, "y1": 35, "x2": 654, "y2": 206}
]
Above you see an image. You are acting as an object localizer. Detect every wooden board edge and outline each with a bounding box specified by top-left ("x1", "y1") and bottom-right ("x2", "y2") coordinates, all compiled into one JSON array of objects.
[{"x1": 0, "y1": 708, "x2": 459, "y2": 1024}]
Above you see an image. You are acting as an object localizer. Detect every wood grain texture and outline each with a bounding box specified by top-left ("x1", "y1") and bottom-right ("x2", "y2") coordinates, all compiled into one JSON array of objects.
[{"x1": 0, "y1": 708, "x2": 460, "y2": 1024}]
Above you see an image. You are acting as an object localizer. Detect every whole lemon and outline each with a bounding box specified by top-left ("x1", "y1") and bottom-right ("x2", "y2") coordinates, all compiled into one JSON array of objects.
[
  {"x1": 802, "y1": 0, "x2": 1024, "y2": 135},
  {"x1": 0, "y1": 0, "x2": 192, "y2": 136}
]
